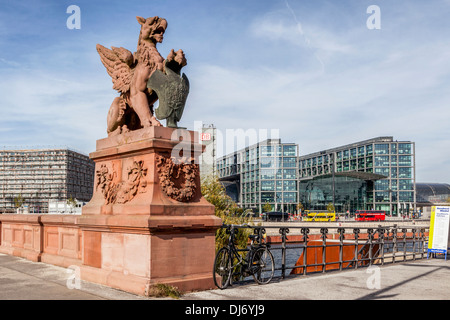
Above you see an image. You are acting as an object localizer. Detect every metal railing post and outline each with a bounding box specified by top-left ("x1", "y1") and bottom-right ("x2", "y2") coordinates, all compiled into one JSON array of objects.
[
  {"x1": 367, "y1": 228, "x2": 374, "y2": 266},
  {"x1": 402, "y1": 228, "x2": 407, "y2": 261},
  {"x1": 392, "y1": 225, "x2": 398, "y2": 264},
  {"x1": 338, "y1": 227, "x2": 345, "y2": 271},
  {"x1": 321, "y1": 228, "x2": 328, "y2": 273},
  {"x1": 301, "y1": 227, "x2": 309, "y2": 276},
  {"x1": 353, "y1": 228, "x2": 360, "y2": 269},
  {"x1": 420, "y1": 228, "x2": 426, "y2": 259},
  {"x1": 377, "y1": 227, "x2": 385, "y2": 266},
  {"x1": 279, "y1": 227, "x2": 289, "y2": 279}
]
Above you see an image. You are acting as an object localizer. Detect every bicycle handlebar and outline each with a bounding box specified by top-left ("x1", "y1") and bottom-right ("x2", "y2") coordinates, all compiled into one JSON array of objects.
[{"x1": 222, "y1": 224, "x2": 268, "y2": 245}]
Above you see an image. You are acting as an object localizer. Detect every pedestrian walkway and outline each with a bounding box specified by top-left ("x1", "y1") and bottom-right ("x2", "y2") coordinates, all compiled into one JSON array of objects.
[
  {"x1": 0, "y1": 253, "x2": 149, "y2": 300},
  {"x1": 184, "y1": 258, "x2": 450, "y2": 300},
  {"x1": 0, "y1": 252, "x2": 449, "y2": 300}
]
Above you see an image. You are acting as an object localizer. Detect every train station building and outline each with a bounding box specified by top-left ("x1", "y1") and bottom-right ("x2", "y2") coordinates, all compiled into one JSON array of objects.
[
  {"x1": 217, "y1": 136, "x2": 416, "y2": 217},
  {"x1": 299, "y1": 137, "x2": 416, "y2": 216}
]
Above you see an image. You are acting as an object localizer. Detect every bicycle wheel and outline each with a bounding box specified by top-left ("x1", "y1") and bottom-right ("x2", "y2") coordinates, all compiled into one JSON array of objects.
[
  {"x1": 250, "y1": 247, "x2": 274, "y2": 285},
  {"x1": 213, "y1": 247, "x2": 232, "y2": 289}
]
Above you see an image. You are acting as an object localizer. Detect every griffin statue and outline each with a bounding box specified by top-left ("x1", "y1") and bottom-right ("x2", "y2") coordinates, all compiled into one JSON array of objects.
[{"x1": 96, "y1": 16, "x2": 189, "y2": 135}]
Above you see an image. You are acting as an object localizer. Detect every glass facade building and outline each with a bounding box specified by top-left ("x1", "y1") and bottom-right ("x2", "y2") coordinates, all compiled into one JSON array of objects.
[
  {"x1": 299, "y1": 137, "x2": 416, "y2": 216},
  {"x1": 217, "y1": 139, "x2": 299, "y2": 214}
]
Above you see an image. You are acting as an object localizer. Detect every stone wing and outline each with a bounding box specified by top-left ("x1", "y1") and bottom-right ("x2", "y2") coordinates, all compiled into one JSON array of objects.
[{"x1": 96, "y1": 44, "x2": 134, "y2": 94}]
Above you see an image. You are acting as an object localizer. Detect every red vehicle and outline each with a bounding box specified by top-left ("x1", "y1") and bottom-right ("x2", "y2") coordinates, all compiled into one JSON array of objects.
[{"x1": 355, "y1": 210, "x2": 386, "y2": 221}]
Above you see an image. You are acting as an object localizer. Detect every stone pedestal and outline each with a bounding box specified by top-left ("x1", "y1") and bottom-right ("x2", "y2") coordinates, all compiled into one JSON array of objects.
[{"x1": 77, "y1": 126, "x2": 221, "y2": 295}]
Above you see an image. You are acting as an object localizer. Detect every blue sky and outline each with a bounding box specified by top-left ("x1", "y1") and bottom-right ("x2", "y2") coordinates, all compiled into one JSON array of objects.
[{"x1": 0, "y1": 0, "x2": 450, "y2": 183}]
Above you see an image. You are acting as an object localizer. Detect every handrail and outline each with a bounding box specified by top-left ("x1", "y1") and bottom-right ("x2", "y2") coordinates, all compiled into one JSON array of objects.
[{"x1": 217, "y1": 224, "x2": 429, "y2": 282}]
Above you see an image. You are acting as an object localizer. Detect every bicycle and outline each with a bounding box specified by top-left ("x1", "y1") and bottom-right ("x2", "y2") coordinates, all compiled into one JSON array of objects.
[{"x1": 213, "y1": 224, "x2": 275, "y2": 289}]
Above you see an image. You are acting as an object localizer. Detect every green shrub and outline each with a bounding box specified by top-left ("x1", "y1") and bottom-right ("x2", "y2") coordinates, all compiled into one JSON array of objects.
[{"x1": 201, "y1": 175, "x2": 252, "y2": 251}]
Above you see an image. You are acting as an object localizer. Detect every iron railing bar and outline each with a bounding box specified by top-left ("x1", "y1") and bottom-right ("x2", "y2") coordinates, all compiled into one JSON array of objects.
[{"x1": 218, "y1": 223, "x2": 429, "y2": 283}]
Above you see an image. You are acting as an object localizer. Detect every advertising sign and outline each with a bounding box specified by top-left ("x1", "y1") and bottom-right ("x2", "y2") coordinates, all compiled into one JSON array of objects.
[{"x1": 428, "y1": 206, "x2": 450, "y2": 257}]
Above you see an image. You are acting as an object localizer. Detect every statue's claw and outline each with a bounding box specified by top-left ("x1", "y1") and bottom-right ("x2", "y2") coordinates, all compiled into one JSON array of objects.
[{"x1": 150, "y1": 117, "x2": 162, "y2": 127}]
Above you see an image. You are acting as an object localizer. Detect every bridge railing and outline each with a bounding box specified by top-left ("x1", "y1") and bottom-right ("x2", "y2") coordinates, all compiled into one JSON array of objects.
[{"x1": 222, "y1": 224, "x2": 429, "y2": 281}]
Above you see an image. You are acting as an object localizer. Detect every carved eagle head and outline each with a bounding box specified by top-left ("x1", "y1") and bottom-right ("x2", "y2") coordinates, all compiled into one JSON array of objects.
[{"x1": 137, "y1": 16, "x2": 168, "y2": 44}]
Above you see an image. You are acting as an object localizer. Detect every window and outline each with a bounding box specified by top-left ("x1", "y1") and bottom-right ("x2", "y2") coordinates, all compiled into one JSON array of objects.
[
  {"x1": 375, "y1": 167, "x2": 389, "y2": 176},
  {"x1": 398, "y1": 155, "x2": 412, "y2": 166},
  {"x1": 283, "y1": 169, "x2": 297, "y2": 179},
  {"x1": 375, "y1": 144, "x2": 389, "y2": 155},
  {"x1": 261, "y1": 157, "x2": 275, "y2": 168},
  {"x1": 261, "y1": 146, "x2": 273, "y2": 157},
  {"x1": 283, "y1": 180, "x2": 297, "y2": 191},
  {"x1": 391, "y1": 144, "x2": 397, "y2": 154},
  {"x1": 275, "y1": 145, "x2": 282, "y2": 156},
  {"x1": 319, "y1": 156, "x2": 325, "y2": 165},
  {"x1": 399, "y1": 191, "x2": 413, "y2": 202},
  {"x1": 391, "y1": 155, "x2": 397, "y2": 166},
  {"x1": 276, "y1": 180, "x2": 283, "y2": 191},
  {"x1": 283, "y1": 192, "x2": 297, "y2": 203},
  {"x1": 375, "y1": 179, "x2": 389, "y2": 191},
  {"x1": 261, "y1": 180, "x2": 275, "y2": 191},
  {"x1": 358, "y1": 158, "x2": 365, "y2": 169},
  {"x1": 391, "y1": 168, "x2": 397, "y2": 178},
  {"x1": 366, "y1": 145, "x2": 373, "y2": 156},
  {"x1": 261, "y1": 192, "x2": 275, "y2": 203},
  {"x1": 399, "y1": 179, "x2": 413, "y2": 190},
  {"x1": 358, "y1": 146, "x2": 365, "y2": 157},
  {"x1": 343, "y1": 161, "x2": 349, "y2": 171},
  {"x1": 398, "y1": 143, "x2": 412, "y2": 155},
  {"x1": 398, "y1": 167, "x2": 412, "y2": 178},
  {"x1": 350, "y1": 159, "x2": 357, "y2": 170},
  {"x1": 260, "y1": 169, "x2": 275, "y2": 180},
  {"x1": 276, "y1": 192, "x2": 283, "y2": 203},
  {"x1": 375, "y1": 192, "x2": 390, "y2": 202},
  {"x1": 343, "y1": 150, "x2": 349, "y2": 160},
  {"x1": 374, "y1": 156, "x2": 389, "y2": 167},
  {"x1": 283, "y1": 145, "x2": 297, "y2": 156},
  {"x1": 391, "y1": 192, "x2": 398, "y2": 201},
  {"x1": 283, "y1": 157, "x2": 296, "y2": 168}
]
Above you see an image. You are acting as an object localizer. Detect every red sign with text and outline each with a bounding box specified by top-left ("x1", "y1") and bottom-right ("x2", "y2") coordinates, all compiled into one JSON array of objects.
[{"x1": 200, "y1": 133, "x2": 211, "y2": 141}]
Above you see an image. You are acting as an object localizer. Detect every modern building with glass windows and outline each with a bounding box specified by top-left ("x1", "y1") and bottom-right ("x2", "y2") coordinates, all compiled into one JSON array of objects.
[
  {"x1": 217, "y1": 139, "x2": 299, "y2": 214},
  {"x1": 298, "y1": 137, "x2": 416, "y2": 216}
]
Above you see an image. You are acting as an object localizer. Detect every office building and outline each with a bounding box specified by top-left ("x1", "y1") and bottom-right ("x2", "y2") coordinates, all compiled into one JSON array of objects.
[
  {"x1": 298, "y1": 137, "x2": 416, "y2": 216},
  {"x1": 217, "y1": 139, "x2": 299, "y2": 214},
  {"x1": 0, "y1": 148, "x2": 95, "y2": 213}
]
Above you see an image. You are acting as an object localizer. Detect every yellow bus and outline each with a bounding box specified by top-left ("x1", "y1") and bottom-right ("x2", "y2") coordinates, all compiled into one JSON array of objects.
[{"x1": 303, "y1": 211, "x2": 336, "y2": 222}]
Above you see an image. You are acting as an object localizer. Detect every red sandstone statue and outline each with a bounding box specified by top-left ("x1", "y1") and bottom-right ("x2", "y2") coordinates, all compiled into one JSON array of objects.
[{"x1": 97, "y1": 16, "x2": 187, "y2": 136}]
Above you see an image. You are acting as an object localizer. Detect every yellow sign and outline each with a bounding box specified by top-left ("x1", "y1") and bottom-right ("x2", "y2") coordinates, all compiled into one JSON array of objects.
[{"x1": 428, "y1": 206, "x2": 450, "y2": 255}]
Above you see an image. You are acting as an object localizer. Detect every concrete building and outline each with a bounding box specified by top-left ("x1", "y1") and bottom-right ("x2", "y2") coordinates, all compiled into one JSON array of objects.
[
  {"x1": 0, "y1": 148, "x2": 94, "y2": 213},
  {"x1": 217, "y1": 139, "x2": 299, "y2": 214},
  {"x1": 299, "y1": 137, "x2": 416, "y2": 216},
  {"x1": 48, "y1": 199, "x2": 87, "y2": 215}
]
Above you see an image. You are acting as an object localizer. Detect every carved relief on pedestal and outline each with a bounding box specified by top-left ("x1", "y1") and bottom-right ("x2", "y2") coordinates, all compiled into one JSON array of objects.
[
  {"x1": 155, "y1": 155, "x2": 198, "y2": 202},
  {"x1": 95, "y1": 160, "x2": 148, "y2": 205}
]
